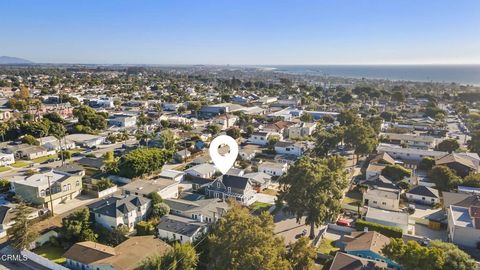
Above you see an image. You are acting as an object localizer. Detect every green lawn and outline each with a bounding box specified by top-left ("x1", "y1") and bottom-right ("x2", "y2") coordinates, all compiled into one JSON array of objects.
[
  {"x1": 0, "y1": 166, "x2": 11, "y2": 173},
  {"x1": 11, "y1": 160, "x2": 30, "y2": 168},
  {"x1": 31, "y1": 154, "x2": 57, "y2": 164},
  {"x1": 250, "y1": 201, "x2": 272, "y2": 213},
  {"x1": 318, "y1": 238, "x2": 339, "y2": 255},
  {"x1": 32, "y1": 244, "x2": 66, "y2": 264},
  {"x1": 69, "y1": 148, "x2": 84, "y2": 154}
]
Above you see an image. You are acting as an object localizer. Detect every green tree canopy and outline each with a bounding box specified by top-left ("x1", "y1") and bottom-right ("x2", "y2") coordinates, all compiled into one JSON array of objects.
[
  {"x1": 10, "y1": 200, "x2": 39, "y2": 250},
  {"x1": 436, "y1": 138, "x2": 460, "y2": 153},
  {"x1": 118, "y1": 148, "x2": 172, "y2": 178},
  {"x1": 208, "y1": 203, "x2": 291, "y2": 270},
  {"x1": 381, "y1": 164, "x2": 412, "y2": 182},
  {"x1": 278, "y1": 156, "x2": 348, "y2": 238},
  {"x1": 430, "y1": 165, "x2": 462, "y2": 191}
]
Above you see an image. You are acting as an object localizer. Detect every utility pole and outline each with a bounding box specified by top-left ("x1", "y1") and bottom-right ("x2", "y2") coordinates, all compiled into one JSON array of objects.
[{"x1": 47, "y1": 175, "x2": 54, "y2": 217}]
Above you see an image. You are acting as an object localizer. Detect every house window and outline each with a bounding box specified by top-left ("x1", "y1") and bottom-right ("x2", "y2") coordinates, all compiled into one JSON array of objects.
[
  {"x1": 217, "y1": 182, "x2": 220, "y2": 188},
  {"x1": 40, "y1": 189, "x2": 45, "y2": 197},
  {"x1": 67, "y1": 184, "x2": 71, "y2": 191},
  {"x1": 422, "y1": 197, "x2": 425, "y2": 200},
  {"x1": 227, "y1": 187, "x2": 231, "y2": 193},
  {"x1": 76, "y1": 181, "x2": 80, "y2": 187},
  {"x1": 382, "y1": 202, "x2": 386, "y2": 205},
  {"x1": 373, "y1": 201, "x2": 377, "y2": 204}
]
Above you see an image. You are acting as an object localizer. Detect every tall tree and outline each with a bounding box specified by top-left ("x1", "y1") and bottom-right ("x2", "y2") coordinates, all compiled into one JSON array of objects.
[
  {"x1": 10, "y1": 200, "x2": 38, "y2": 250},
  {"x1": 278, "y1": 156, "x2": 348, "y2": 238},
  {"x1": 430, "y1": 165, "x2": 462, "y2": 191},
  {"x1": 436, "y1": 138, "x2": 460, "y2": 153},
  {"x1": 208, "y1": 203, "x2": 291, "y2": 270},
  {"x1": 161, "y1": 242, "x2": 198, "y2": 270},
  {"x1": 285, "y1": 237, "x2": 317, "y2": 270},
  {"x1": 313, "y1": 125, "x2": 344, "y2": 157}
]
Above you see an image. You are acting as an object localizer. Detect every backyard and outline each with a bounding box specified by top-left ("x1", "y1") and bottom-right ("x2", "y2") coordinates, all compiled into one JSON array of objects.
[
  {"x1": 32, "y1": 244, "x2": 66, "y2": 264},
  {"x1": 250, "y1": 201, "x2": 272, "y2": 214},
  {"x1": 318, "y1": 238, "x2": 339, "y2": 255},
  {"x1": 11, "y1": 160, "x2": 30, "y2": 168},
  {"x1": 0, "y1": 166, "x2": 11, "y2": 173}
]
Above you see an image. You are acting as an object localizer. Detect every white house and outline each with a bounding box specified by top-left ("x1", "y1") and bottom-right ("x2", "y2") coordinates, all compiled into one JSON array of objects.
[
  {"x1": 365, "y1": 207, "x2": 410, "y2": 234},
  {"x1": 274, "y1": 141, "x2": 307, "y2": 157},
  {"x1": 366, "y1": 163, "x2": 386, "y2": 180},
  {"x1": 447, "y1": 205, "x2": 480, "y2": 248},
  {"x1": 162, "y1": 103, "x2": 182, "y2": 111},
  {"x1": 239, "y1": 148, "x2": 258, "y2": 161},
  {"x1": 363, "y1": 186, "x2": 400, "y2": 211},
  {"x1": 248, "y1": 131, "x2": 278, "y2": 146},
  {"x1": 121, "y1": 179, "x2": 179, "y2": 199},
  {"x1": 108, "y1": 114, "x2": 137, "y2": 128},
  {"x1": 66, "y1": 134, "x2": 106, "y2": 148},
  {"x1": 158, "y1": 170, "x2": 185, "y2": 182},
  {"x1": 0, "y1": 152, "x2": 14, "y2": 166},
  {"x1": 185, "y1": 163, "x2": 217, "y2": 178},
  {"x1": 88, "y1": 195, "x2": 151, "y2": 232},
  {"x1": 406, "y1": 186, "x2": 440, "y2": 206},
  {"x1": 258, "y1": 161, "x2": 288, "y2": 177},
  {"x1": 38, "y1": 136, "x2": 76, "y2": 151},
  {"x1": 157, "y1": 215, "x2": 207, "y2": 243}
]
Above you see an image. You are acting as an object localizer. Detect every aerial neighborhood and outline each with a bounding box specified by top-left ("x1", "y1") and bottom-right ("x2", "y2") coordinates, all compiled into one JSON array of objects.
[{"x1": 0, "y1": 65, "x2": 479, "y2": 270}]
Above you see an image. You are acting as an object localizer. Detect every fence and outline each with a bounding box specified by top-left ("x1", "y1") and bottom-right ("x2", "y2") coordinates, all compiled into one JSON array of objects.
[{"x1": 21, "y1": 249, "x2": 69, "y2": 270}]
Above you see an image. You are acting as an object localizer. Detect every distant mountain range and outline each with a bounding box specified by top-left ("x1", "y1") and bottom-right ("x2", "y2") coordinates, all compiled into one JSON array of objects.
[{"x1": 0, "y1": 56, "x2": 34, "y2": 64}]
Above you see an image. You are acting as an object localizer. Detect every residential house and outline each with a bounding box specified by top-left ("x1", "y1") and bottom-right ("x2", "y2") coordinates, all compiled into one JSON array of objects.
[
  {"x1": 435, "y1": 153, "x2": 479, "y2": 178},
  {"x1": 262, "y1": 121, "x2": 295, "y2": 138},
  {"x1": 258, "y1": 161, "x2": 288, "y2": 177},
  {"x1": 365, "y1": 207, "x2": 410, "y2": 234},
  {"x1": 158, "y1": 169, "x2": 185, "y2": 182},
  {"x1": 0, "y1": 152, "x2": 14, "y2": 166},
  {"x1": 377, "y1": 145, "x2": 480, "y2": 165},
  {"x1": 239, "y1": 148, "x2": 258, "y2": 161},
  {"x1": 447, "y1": 204, "x2": 480, "y2": 248},
  {"x1": 243, "y1": 172, "x2": 272, "y2": 190},
  {"x1": 4, "y1": 144, "x2": 54, "y2": 160},
  {"x1": 212, "y1": 114, "x2": 238, "y2": 130},
  {"x1": 162, "y1": 103, "x2": 182, "y2": 111},
  {"x1": 66, "y1": 134, "x2": 106, "y2": 148},
  {"x1": 288, "y1": 122, "x2": 317, "y2": 139},
  {"x1": 88, "y1": 195, "x2": 151, "y2": 231},
  {"x1": 406, "y1": 186, "x2": 440, "y2": 206},
  {"x1": 121, "y1": 179, "x2": 179, "y2": 199},
  {"x1": 108, "y1": 114, "x2": 137, "y2": 128},
  {"x1": 63, "y1": 236, "x2": 170, "y2": 270},
  {"x1": 10, "y1": 170, "x2": 83, "y2": 207},
  {"x1": 164, "y1": 198, "x2": 229, "y2": 223},
  {"x1": 366, "y1": 163, "x2": 387, "y2": 180},
  {"x1": 38, "y1": 136, "x2": 75, "y2": 151},
  {"x1": 205, "y1": 175, "x2": 257, "y2": 205},
  {"x1": 337, "y1": 231, "x2": 400, "y2": 269},
  {"x1": 274, "y1": 141, "x2": 308, "y2": 157},
  {"x1": 363, "y1": 185, "x2": 400, "y2": 211},
  {"x1": 381, "y1": 133, "x2": 437, "y2": 149},
  {"x1": 157, "y1": 214, "x2": 207, "y2": 243},
  {"x1": 185, "y1": 163, "x2": 217, "y2": 179},
  {"x1": 174, "y1": 149, "x2": 192, "y2": 163},
  {"x1": 329, "y1": 252, "x2": 389, "y2": 270},
  {"x1": 248, "y1": 131, "x2": 277, "y2": 146}
]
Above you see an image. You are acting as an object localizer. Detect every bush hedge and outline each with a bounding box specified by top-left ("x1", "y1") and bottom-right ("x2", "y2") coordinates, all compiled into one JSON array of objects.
[{"x1": 355, "y1": 219, "x2": 402, "y2": 238}]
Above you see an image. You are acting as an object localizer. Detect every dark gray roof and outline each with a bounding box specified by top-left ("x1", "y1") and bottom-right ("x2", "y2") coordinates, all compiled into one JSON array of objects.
[
  {"x1": 55, "y1": 164, "x2": 84, "y2": 174},
  {"x1": 0, "y1": 206, "x2": 11, "y2": 225},
  {"x1": 274, "y1": 141, "x2": 294, "y2": 148},
  {"x1": 221, "y1": 175, "x2": 250, "y2": 190},
  {"x1": 77, "y1": 157, "x2": 104, "y2": 169},
  {"x1": 157, "y1": 215, "x2": 205, "y2": 237},
  {"x1": 89, "y1": 195, "x2": 150, "y2": 218},
  {"x1": 407, "y1": 186, "x2": 439, "y2": 198}
]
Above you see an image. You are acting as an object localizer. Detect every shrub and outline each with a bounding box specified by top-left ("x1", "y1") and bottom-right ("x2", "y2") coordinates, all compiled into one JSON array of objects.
[{"x1": 355, "y1": 219, "x2": 402, "y2": 238}]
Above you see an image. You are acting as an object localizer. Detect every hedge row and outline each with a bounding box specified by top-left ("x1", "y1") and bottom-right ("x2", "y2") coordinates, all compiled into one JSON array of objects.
[{"x1": 355, "y1": 219, "x2": 403, "y2": 238}]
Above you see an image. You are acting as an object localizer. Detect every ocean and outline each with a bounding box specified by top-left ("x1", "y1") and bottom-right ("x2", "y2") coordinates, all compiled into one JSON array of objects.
[{"x1": 270, "y1": 65, "x2": 480, "y2": 85}]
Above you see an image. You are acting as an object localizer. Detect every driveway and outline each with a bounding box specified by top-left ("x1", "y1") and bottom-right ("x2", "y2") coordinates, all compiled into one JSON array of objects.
[{"x1": 273, "y1": 210, "x2": 321, "y2": 244}]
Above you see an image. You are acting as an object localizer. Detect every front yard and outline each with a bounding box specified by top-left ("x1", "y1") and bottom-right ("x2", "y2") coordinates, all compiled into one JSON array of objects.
[
  {"x1": 11, "y1": 160, "x2": 30, "y2": 168},
  {"x1": 0, "y1": 166, "x2": 11, "y2": 173},
  {"x1": 32, "y1": 244, "x2": 66, "y2": 264},
  {"x1": 31, "y1": 154, "x2": 58, "y2": 164}
]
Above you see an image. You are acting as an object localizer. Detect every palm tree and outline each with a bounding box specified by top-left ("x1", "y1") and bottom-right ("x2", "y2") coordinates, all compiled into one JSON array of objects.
[{"x1": 0, "y1": 122, "x2": 7, "y2": 142}]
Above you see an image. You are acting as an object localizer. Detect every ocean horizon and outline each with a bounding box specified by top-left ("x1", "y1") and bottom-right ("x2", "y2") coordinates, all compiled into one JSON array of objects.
[{"x1": 268, "y1": 65, "x2": 480, "y2": 85}]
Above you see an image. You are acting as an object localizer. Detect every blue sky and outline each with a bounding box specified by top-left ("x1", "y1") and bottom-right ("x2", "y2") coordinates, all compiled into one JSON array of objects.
[{"x1": 1, "y1": 0, "x2": 480, "y2": 65}]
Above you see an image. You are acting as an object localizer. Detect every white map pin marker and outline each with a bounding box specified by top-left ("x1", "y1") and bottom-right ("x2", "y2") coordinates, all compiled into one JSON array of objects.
[{"x1": 209, "y1": 135, "x2": 239, "y2": 175}]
